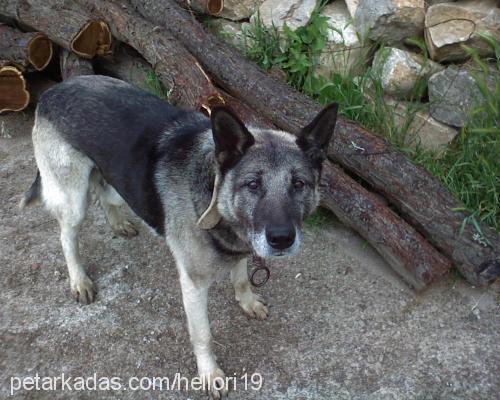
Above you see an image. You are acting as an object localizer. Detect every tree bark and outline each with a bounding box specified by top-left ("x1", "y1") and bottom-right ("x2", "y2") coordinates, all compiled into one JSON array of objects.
[
  {"x1": 0, "y1": 65, "x2": 29, "y2": 113},
  {"x1": 320, "y1": 161, "x2": 452, "y2": 289},
  {"x1": 1, "y1": 0, "x2": 111, "y2": 59},
  {"x1": 130, "y1": 0, "x2": 499, "y2": 286},
  {"x1": 59, "y1": 49, "x2": 94, "y2": 80},
  {"x1": 75, "y1": 0, "x2": 222, "y2": 109},
  {"x1": 217, "y1": 89, "x2": 277, "y2": 129},
  {"x1": 174, "y1": 0, "x2": 224, "y2": 15},
  {"x1": 0, "y1": 23, "x2": 53, "y2": 71}
]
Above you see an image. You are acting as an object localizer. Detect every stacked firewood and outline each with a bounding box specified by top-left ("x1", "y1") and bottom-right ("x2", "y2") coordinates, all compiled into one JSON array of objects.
[{"x1": 1, "y1": 0, "x2": 498, "y2": 289}]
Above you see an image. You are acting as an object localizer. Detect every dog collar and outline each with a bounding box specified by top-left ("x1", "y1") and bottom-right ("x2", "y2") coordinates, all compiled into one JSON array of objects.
[
  {"x1": 250, "y1": 255, "x2": 270, "y2": 287},
  {"x1": 196, "y1": 171, "x2": 222, "y2": 229}
]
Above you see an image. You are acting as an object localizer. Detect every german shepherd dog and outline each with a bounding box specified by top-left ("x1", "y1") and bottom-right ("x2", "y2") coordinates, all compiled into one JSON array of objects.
[{"x1": 21, "y1": 75, "x2": 338, "y2": 398}]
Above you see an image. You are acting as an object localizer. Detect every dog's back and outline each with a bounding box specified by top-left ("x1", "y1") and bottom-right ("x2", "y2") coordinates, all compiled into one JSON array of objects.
[{"x1": 30, "y1": 75, "x2": 210, "y2": 234}]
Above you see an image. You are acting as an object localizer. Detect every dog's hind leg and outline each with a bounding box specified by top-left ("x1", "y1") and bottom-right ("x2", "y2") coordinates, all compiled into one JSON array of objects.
[
  {"x1": 92, "y1": 174, "x2": 138, "y2": 238},
  {"x1": 231, "y1": 259, "x2": 268, "y2": 320},
  {"x1": 42, "y1": 167, "x2": 96, "y2": 304},
  {"x1": 32, "y1": 116, "x2": 97, "y2": 304}
]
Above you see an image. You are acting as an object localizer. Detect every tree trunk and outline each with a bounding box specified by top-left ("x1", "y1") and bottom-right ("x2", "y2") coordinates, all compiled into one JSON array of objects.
[
  {"x1": 59, "y1": 49, "x2": 94, "y2": 80},
  {"x1": 1, "y1": 0, "x2": 111, "y2": 59},
  {"x1": 130, "y1": 0, "x2": 499, "y2": 286},
  {"x1": 174, "y1": 0, "x2": 224, "y2": 15},
  {"x1": 320, "y1": 161, "x2": 452, "y2": 289},
  {"x1": 75, "y1": 0, "x2": 222, "y2": 109},
  {"x1": 0, "y1": 65, "x2": 29, "y2": 113},
  {"x1": 0, "y1": 23, "x2": 53, "y2": 71}
]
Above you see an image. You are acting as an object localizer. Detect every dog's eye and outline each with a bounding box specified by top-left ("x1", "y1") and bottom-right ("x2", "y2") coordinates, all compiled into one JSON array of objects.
[
  {"x1": 247, "y1": 180, "x2": 259, "y2": 190},
  {"x1": 293, "y1": 179, "x2": 305, "y2": 189}
]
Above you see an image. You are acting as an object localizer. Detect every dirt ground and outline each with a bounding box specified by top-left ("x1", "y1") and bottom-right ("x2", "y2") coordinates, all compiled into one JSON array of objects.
[{"x1": 1, "y1": 109, "x2": 499, "y2": 400}]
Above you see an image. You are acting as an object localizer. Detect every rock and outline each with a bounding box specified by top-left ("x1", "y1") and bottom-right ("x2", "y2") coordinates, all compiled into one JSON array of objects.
[
  {"x1": 372, "y1": 47, "x2": 443, "y2": 98},
  {"x1": 428, "y1": 67, "x2": 484, "y2": 127},
  {"x1": 425, "y1": 0, "x2": 500, "y2": 62},
  {"x1": 316, "y1": 0, "x2": 368, "y2": 78},
  {"x1": 354, "y1": 0, "x2": 425, "y2": 44},
  {"x1": 385, "y1": 97, "x2": 459, "y2": 150},
  {"x1": 214, "y1": 20, "x2": 247, "y2": 49},
  {"x1": 219, "y1": 0, "x2": 262, "y2": 21},
  {"x1": 255, "y1": 0, "x2": 318, "y2": 31},
  {"x1": 344, "y1": 0, "x2": 359, "y2": 17}
]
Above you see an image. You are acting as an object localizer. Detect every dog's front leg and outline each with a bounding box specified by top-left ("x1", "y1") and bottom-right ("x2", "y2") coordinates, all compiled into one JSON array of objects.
[
  {"x1": 231, "y1": 258, "x2": 269, "y2": 320},
  {"x1": 178, "y1": 270, "x2": 227, "y2": 399}
]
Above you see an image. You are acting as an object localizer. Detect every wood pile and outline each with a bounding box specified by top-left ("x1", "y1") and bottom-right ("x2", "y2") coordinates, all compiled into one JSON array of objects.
[{"x1": 1, "y1": 0, "x2": 498, "y2": 289}]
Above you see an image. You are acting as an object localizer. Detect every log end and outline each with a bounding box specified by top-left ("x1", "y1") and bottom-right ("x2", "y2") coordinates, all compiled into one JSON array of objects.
[
  {"x1": 0, "y1": 66, "x2": 30, "y2": 113},
  {"x1": 27, "y1": 33, "x2": 53, "y2": 71},
  {"x1": 207, "y1": 0, "x2": 224, "y2": 16},
  {"x1": 71, "y1": 20, "x2": 112, "y2": 59}
]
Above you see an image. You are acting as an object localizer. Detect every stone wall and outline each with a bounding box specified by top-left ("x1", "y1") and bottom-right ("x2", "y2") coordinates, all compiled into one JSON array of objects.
[{"x1": 211, "y1": 0, "x2": 499, "y2": 150}]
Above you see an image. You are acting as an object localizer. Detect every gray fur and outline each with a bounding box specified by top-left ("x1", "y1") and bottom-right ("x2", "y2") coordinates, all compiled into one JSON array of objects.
[{"x1": 22, "y1": 75, "x2": 337, "y2": 398}]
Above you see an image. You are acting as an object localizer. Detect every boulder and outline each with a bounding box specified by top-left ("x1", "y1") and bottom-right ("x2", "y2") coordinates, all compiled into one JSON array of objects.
[
  {"x1": 219, "y1": 0, "x2": 262, "y2": 21},
  {"x1": 255, "y1": 0, "x2": 318, "y2": 31},
  {"x1": 344, "y1": 0, "x2": 359, "y2": 18},
  {"x1": 214, "y1": 20, "x2": 247, "y2": 49},
  {"x1": 425, "y1": 0, "x2": 500, "y2": 62},
  {"x1": 372, "y1": 47, "x2": 443, "y2": 98},
  {"x1": 428, "y1": 67, "x2": 483, "y2": 127},
  {"x1": 316, "y1": 0, "x2": 368, "y2": 78},
  {"x1": 385, "y1": 97, "x2": 459, "y2": 150},
  {"x1": 354, "y1": 0, "x2": 425, "y2": 44}
]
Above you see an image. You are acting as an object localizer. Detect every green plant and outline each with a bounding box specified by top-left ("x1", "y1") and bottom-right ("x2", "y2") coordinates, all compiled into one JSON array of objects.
[
  {"x1": 144, "y1": 70, "x2": 171, "y2": 101},
  {"x1": 412, "y1": 35, "x2": 499, "y2": 230},
  {"x1": 305, "y1": 208, "x2": 338, "y2": 229}
]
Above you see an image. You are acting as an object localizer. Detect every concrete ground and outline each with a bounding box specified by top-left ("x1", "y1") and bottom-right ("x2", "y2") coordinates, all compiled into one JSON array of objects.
[{"x1": 1, "y1": 109, "x2": 499, "y2": 400}]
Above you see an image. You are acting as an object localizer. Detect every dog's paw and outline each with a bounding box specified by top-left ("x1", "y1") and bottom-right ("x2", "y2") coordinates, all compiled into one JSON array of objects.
[
  {"x1": 111, "y1": 219, "x2": 138, "y2": 238},
  {"x1": 71, "y1": 275, "x2": 96, "y2": 305},
  {"x1": 238, "y1": 293, "x2": 269, "y2": 320},
  {"x1": 200, "y1": 367, "x2": 228, "y2": 399}
]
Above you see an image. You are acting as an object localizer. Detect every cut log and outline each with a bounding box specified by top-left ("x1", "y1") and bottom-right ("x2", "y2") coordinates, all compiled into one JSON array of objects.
[
  {"x1": 75, "y1": 0, "x2": 221, "y2": 109},
  {"x1": 2, "y1": 1, "x2": 111, "y2": 59},
  {"x1": 174, "y1": 0, "x2": 224, "y2": 15},
  {"x1": 0, "y1": 24, "x2": 52, "y2": 71},
  {"x1": 217, "y1": 89, "x2": 276, "y2": 129},
  {"x1": 0, "y1": 65, "x2": 30, "y2": 113},
  {"x1": 327, "y1": 120, "x2": 500, "y2": 287},
  {"x1": 320, "y1": 161, "x2": 452, "y2": 289},
  {"x1": 60, "y1": 49, "x2": 94, "y2": 80},
  {"x1": 131, "y1": 0, "x2": 499, "y2": 286},
  {"x1": 94, "y1": 43, "x2": 154, "y2": 92}
]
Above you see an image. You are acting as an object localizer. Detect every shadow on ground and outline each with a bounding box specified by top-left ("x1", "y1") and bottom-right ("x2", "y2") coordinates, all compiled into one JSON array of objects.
[{"x1": 1, "y1": 110, "x2": 499, "y2": 399}]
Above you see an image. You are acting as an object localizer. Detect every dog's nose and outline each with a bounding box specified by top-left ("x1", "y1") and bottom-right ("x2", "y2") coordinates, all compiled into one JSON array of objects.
[{"x1": 265, "y1": 226, "x2": 295, "y2": 250}]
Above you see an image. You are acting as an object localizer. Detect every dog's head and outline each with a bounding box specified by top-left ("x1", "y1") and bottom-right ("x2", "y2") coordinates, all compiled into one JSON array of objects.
[{"x1": 209, "y1": 104, "x2": 338, "y2": 258}]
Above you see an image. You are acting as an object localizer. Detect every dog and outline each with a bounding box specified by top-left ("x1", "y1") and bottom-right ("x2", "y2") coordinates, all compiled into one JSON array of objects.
[{"x1": 21, "y1": 75, "x2": 338, "y2": 398}]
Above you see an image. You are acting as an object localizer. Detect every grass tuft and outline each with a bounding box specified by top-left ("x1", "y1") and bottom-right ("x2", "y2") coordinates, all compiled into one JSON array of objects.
[{"x1": 144, "y1": 70, "x2": 172, "y2": 101}]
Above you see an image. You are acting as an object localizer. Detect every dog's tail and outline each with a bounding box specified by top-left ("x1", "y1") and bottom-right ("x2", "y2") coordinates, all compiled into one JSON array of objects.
[{"x1": 19, "y1": 170, "x2": 42, "y2": 209}]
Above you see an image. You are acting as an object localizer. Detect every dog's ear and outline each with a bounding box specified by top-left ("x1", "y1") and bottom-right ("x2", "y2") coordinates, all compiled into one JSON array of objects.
[
  {"x1": 296, "y1": 103, "x2": 338, "y2": 166},
  {"x1": 211, "y1": 107, "x2": 255, "y2": 171}
]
